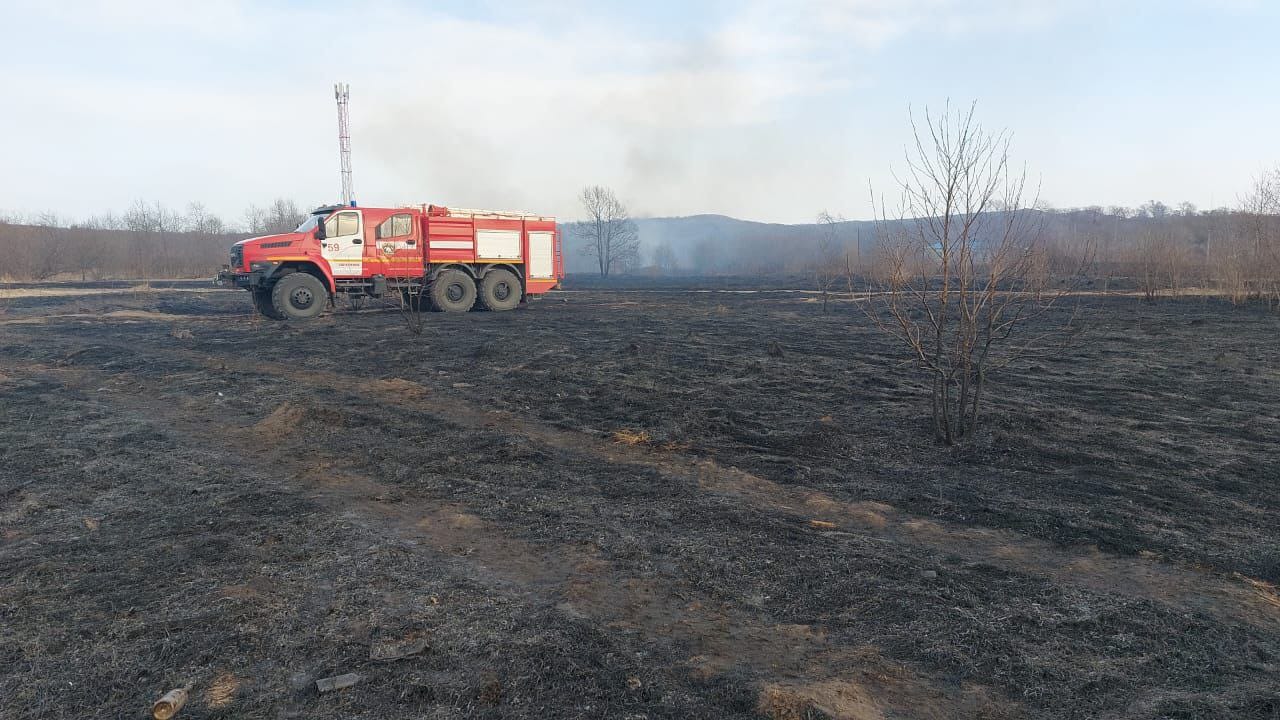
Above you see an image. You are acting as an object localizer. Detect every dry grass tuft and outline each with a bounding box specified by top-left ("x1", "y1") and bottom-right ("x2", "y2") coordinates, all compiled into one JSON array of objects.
[
  {"x1": 1236, "y1": 573, "x2": 1280, "y2": 611},
  {"x1": 612, "y1": 429, "x2": 651, "y2": 445},
  {"x1": 206, "y1": 673, "x2": 240, "y2": 708},
  {"x1": 757, "y1": 686, "x2": 824, "y2": 720}
]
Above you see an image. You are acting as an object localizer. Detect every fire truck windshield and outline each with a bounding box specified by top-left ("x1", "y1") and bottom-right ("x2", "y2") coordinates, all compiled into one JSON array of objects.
[{"x1": 294, "y1": 214, "x2": 324, "y2": 233}]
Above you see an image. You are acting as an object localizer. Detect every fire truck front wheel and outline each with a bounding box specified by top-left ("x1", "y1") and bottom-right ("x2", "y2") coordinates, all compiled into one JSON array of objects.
[
  {"x1": 429, "y1": 269, "x2": 476, "y2": 313},
  {"x1": 271, "y1": 272, "x2": 328, "y2": 320},
  {"x1": 252, "y1": 287, "x2": 284, "y2": 320}
]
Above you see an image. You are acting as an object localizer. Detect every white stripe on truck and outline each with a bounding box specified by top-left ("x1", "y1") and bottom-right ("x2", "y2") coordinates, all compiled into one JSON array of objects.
[{"x1": 429, "y1": 240, "x2": 474, "y2": 249}]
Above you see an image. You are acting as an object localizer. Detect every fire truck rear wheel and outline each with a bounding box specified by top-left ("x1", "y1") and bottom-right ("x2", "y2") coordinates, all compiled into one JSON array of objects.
[
  {"x1": 478, "y1": 269, "x2": 522, "y2": 312},
  {"x1": 429, "y1": 269, "x2": 476, "y2": 313},
  {"x1": 252, "y1": 287, "x2": 284, "y2": 320},
  {"x1": 271, "y1": 272, "x2": 328, "y2": 320}
]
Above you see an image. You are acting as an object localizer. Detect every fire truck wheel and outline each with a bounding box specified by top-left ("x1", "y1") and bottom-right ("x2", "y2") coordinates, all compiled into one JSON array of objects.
[
  {"x1": 270, "y1": 272, "x2": 328, "y2": 320},
  {"x1": 429, "y1": 269, "x2": 476, "y2": 313},
  {"x1": 252, "y1": 287, "x2": 284, "y2": 320},
  {"x1": 478, "y1": 269, "x2": 522, "y2": 312}
]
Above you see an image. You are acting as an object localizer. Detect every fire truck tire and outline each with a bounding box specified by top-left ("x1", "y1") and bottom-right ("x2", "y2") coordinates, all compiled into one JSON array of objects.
[
  {"x1": 429, "y1": 269, "x2": 476, "y2": 313},
  {"x1": 270, "y1": 272, "x2": 327, "y2": 320},
  {"x1": 478, "y1": 269, "x2": 522, "y2": 312},
  {"x1": 252, "y1": 287, "x2": 284, "y2": 320}
]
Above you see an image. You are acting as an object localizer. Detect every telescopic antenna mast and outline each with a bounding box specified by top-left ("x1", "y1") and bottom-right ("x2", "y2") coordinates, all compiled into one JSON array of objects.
[{"x1": 334, "y1": 83, "x2": 354, "y2": 205}]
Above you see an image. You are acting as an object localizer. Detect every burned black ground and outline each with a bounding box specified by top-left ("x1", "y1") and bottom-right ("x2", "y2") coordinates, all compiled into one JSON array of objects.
[{"x1": 1, "y1": 285, "x2": 1277, "y2": 719}]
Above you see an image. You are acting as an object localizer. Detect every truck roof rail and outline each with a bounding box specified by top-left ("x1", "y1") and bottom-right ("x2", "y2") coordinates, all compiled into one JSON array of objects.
[{"x1": 413, "y1": 204, "x2": 555, "y2": 222}]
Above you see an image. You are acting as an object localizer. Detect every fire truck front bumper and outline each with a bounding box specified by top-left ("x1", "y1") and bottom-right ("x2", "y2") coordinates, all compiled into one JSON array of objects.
[{"x1": 215, "y1": 266, "x2": 267, "y2": 289}]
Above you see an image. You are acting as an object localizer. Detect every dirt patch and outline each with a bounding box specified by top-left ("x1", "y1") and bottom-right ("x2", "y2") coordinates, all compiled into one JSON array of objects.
[
  {"x1": 758, "y1": 649, "x2": 1018, "y2": 720},
  {"x1": 253, "y1": 402, "x2": 309, "y2": 440},
  {"x1": 252, "y1": 402, "x2": 346, "y2": 444},
  {"x1": 368, "y1": 377, "x2": 430, "y2": 398}
]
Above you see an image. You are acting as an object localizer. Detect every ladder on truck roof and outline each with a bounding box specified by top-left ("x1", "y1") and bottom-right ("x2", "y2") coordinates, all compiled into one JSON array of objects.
[{"x1": 412, "y1": 204, "x2": 555, "y2": 222}]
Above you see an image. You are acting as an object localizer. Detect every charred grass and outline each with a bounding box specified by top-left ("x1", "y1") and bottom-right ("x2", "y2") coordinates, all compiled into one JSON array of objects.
[{"x1": 0, "y1": 286, "x2": 1278, "y2": 719}]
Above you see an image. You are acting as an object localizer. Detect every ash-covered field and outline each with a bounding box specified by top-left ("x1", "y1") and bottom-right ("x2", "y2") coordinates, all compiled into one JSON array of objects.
[{"x1": 1, "y1": 285, "x2": 1277, "y2": 719}]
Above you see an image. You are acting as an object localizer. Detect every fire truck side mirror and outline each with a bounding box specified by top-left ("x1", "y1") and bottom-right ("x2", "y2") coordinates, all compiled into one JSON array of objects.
[{"x1": 315, "y1": 223, "x2": 326, "y2": 241}]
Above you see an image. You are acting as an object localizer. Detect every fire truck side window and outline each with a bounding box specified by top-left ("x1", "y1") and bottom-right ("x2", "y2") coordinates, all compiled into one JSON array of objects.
[
  {"x1": 376, "y1": 213, "x2": 413, "y2": 239},
  {"x1": 325, "y1": 212, "x2": 359, "y2": 237}
]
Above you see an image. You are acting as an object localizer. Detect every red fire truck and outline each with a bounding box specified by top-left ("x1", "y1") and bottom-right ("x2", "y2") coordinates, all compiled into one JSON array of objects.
[{"x1": 217, "y1": 203, "x2": 563, "y2": 319}]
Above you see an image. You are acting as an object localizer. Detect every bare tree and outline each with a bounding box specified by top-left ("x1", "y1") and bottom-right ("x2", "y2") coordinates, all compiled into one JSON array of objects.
[
  {"x1": 1133, "y1": 228, "x2": 1173, "y2": 301},
  {"x1": 31, "y1": 212, "x2": 70, "y2": 280},
  {"x1": 244, "y1": 198, "x2": 305, "y2": 235},
  {"x1": 67, "y1": 217, "x2": 109, "y2": 281},
  {"x1": 1138, "y1": 200, "x2": 1171, "y2": 219},
  {"x1": 1214, "y1": 217, "x2": 1256, "y2": 305},
  {"x1": 124, "y1": 200, "x2": 181, "y2": 277},
  {"x1": 867, "y1": 102, "x2": 1090, "y2": 445},
  {"x1": 1237, "y1": 169, "x2": 1280, "y2": 307},
  {"x1": 815, "y1": 211, "x2": 844, "y2": 313},
  {"x1": 184, "y1": 202, "x2": 226, "y2": 237},
  {"x1": 576, "y1": 186, "x2": 639, "y2": 278}
]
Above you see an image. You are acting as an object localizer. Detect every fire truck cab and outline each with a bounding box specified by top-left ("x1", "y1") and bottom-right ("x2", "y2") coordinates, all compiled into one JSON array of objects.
[{"x1": 218, "y1": 204, "x2": 563, "y2": 320}]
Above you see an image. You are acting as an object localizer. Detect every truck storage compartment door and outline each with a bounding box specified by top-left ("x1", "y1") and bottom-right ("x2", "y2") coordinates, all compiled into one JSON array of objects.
[
  {"x1": 528, "y1": 231, "x2": 554, "y2": 278},
  {"x1": 426, "y1": 217, "x2": 476, "y2": 262},
  {"x1": 476, "y1": 229, "x2": 521, "y2": 261}
]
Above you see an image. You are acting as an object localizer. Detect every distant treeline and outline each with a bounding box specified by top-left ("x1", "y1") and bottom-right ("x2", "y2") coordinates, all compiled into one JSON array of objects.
[
  {"x1": 571, "y1": 187, "x2": 1280, "y2": 306},
  {"x1": 0, "y1": 199, "x2": 307, "y2": 280},
  {"x1": 4, "y1": 186, "x2": 1279, "y2": 307}
]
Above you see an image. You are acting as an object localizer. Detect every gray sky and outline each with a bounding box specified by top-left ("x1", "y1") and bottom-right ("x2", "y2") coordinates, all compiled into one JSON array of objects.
[{"x1": 2, "y1": 0, "x2": 1277, "y2": 224}]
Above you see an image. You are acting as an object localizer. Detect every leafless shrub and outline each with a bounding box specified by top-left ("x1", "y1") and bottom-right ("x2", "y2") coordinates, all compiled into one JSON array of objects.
[
  {"x1": 386, "y1": 277, "x2": 427, "y2": 335},
  {"x1": 867, "y1": 102, "x2": 1091, "y2": 445}
]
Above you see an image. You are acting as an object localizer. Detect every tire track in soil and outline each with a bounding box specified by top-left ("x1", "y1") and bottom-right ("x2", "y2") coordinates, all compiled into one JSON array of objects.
[
  {"x1": 46, "y1": 333, "x2": 1273, "y2": 634},
  {"x1": 1, "y1": 357, "x2": 1015, "y2": 720}
]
